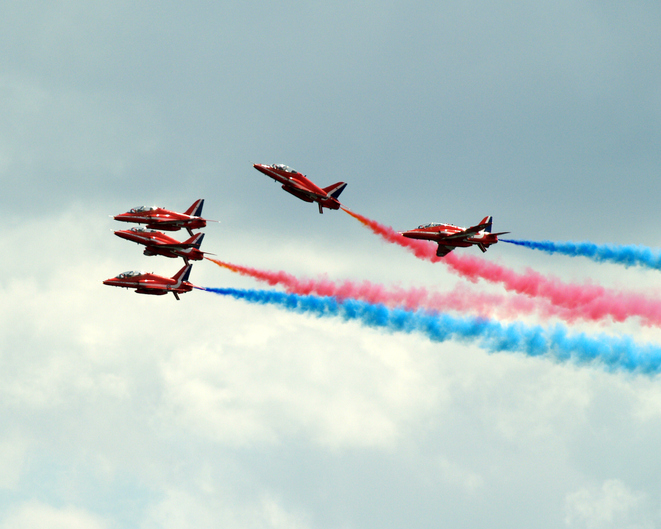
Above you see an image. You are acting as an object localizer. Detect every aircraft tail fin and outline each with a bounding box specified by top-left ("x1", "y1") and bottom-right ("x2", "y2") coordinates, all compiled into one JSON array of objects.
[
  {"x1": 479, "y1": 215, "x2": 493, "y2": 233},
  {"x1": 323, "y1": 182, "x2": 347, "y2": 200},
  {"x1": 184, "y1": 199, "x2": 204, "y2": 217},
  {"x1": 183, "y1": 232, "x2": 205, "y2": 249},
  {"x1": 172, "y1": 264, "x2": 193, "y2": 284}
]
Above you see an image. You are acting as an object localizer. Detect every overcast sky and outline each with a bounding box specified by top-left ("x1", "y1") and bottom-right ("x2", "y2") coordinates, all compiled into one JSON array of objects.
[{"x1": 2, "y1": 1, "x2": 661, "y2": 528}]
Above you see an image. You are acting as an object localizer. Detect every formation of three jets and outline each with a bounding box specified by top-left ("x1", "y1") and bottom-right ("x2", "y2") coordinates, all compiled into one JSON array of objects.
[
  {"x1": 104, "y1": 199, "x2": 213, "y2": 299},
  {"x1": 104, "y1": 164, "x2": 508, "y2": 299}
]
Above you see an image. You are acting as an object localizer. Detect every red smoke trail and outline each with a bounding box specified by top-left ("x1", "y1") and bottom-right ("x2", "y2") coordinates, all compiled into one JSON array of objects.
[
  {"x1": 341, "y1": 207, "x2": 439, "y2": 261},
  {"x1": 341, "y1": 207, "x2": 661, "y2": 326},
  {"x1": 206, "y1": 257, "x2": 632, "y2": 323},
  {"x1": 207, "y1": 257, "x2": 531, "y2": 317}
]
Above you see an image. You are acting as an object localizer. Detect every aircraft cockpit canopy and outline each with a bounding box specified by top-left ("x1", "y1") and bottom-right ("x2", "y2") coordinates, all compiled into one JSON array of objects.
[
  {"x1": 417, "y1": 222, "x2": 458, "y2": 229},
  {"x1": 129, "y1": 206, "x2": 157, "y2": 213},
  {"x1": 116, "y1": 271, "x2": 144, "y2": 279},
  {"x1": 272, "y1": 164, "x2": 297, "y2": 173},
  {"x1": 129, "y1": 227, "x2": 151, "y2": 233}
]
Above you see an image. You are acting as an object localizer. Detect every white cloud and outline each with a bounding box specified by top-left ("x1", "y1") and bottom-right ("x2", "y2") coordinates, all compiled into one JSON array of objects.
[
  {"x1": 565, "y1": 479, "x2": 656, "y2": 529},
  {"x1": 3, "y1": 205, "x2": 661, "y2": 528},
  {"x1": 158, "y1": 315, "x2": 447, "y2": 450},
  {"x1": 141, "y1": 489, "x2": 311, "y2": 529},
  {"x1": 0, "y1": 502, "x2": 107, "y2": 529},
  {"x1": 260, "y1": 495, "x2": 311, "y2": 529},
  {"x1": 435, "y1": 456, "x2": 484, "y2": 493},
  {"x1": 0, "y1": 434, "x2": 28, "y2": 490}
]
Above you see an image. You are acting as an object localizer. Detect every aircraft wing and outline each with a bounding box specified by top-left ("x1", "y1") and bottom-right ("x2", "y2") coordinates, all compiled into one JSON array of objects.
[
  {"x1": 438, "y1": 221, "x2": 491, "y2": 241},
  {"x1": 436, "y1": 245, "x2": 455, "y2": 257},
  {"x1": 148, "y1": 219, "x2": 181, "y2": 227},
  {"x1": 152, "y1": 242, "x2": 195, "y2": 249},
  {"x1": 138, "y1": 283, "x2": 169, "y2": 290},
  {"x1": 283, "y1": 181, "x2": 326, "y2": 199}
]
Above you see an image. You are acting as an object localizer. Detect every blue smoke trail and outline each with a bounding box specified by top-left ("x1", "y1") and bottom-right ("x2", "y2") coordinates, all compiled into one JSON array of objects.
[
  {"x1": 501, "y1": 239, "x2": 661, "y2": 270},
  {"x1": 203, "y1": 287, "x2": 661, "y2": 374}
]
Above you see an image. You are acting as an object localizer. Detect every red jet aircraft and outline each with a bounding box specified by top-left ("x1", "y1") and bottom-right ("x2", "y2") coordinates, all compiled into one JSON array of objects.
[
  {"x1": 401, "y1": 216, "x2": 509, "y2": 257},
  {"x1": 103, "y1": 264, "x2": 194, "y2": 300},
  {"x1": 253, "y1": 163, "x2": 347, "y2": 214},
  {"x1": 113, "y1": 199, "x2": 210, "y2": 236},
  {"x1": 114, "y1": 227, "x2": 209, "y2": 264}
]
